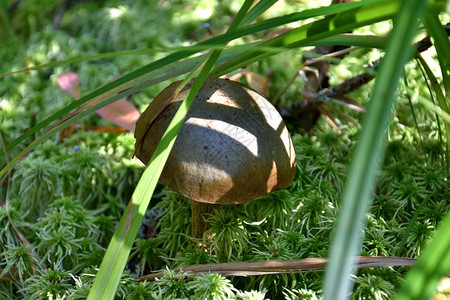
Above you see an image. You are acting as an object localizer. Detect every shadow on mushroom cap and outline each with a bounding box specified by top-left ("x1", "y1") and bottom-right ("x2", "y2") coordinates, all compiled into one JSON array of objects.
[{"x1": 135, "y1": 77, "x2": 296, "y2": 205}]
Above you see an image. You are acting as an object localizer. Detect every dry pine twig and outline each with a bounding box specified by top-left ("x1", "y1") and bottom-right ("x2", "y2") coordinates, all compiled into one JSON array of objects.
[{"x1": 138, "y1": 256, "x2": 416, "y2": 281}]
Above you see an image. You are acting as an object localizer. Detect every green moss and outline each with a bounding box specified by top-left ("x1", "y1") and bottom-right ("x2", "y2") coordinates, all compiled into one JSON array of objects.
[{"x1": 0, "y1": 0, "x2": 448, "y2": 298}]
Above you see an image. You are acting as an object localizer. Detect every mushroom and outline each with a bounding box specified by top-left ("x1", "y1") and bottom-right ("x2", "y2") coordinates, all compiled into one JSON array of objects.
[{"x1": 135, "y1": 77, "x2": 296, "y2": 238}]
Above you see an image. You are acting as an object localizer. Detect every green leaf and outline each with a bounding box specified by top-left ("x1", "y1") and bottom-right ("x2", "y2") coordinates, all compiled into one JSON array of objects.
[{"x1": 322, "y1": 0, "x2": 429, "y2": 299}]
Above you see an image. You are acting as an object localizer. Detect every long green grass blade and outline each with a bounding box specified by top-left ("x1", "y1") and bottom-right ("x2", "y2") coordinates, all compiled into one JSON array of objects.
[
  {"x1": 314, "y1": 34, "x2": 387, "y2": 49},
  {"x1": 0, "y1": 34, "x2": 388, "y2": 82},
  {"x1": 416, "y1": 53, "x2": 450, "y2": 167},
  {"x1": 0, "y1": 0, "x2": 382, "y2": 170},
  {"x1": 0, "y1": 0, "x2": 376, "y2": 79},
  {"x1": 424, "y1": 12, "x2": 450, "y2": 97},
  {"x1": 415, "y1": 56, "x2": 447, "y2": 168},
  {"x1": 393, "y1": 211, "x2": 450, "y2": 300},
  {"x1": 212, "y1": 0, "x2": 402, "y2": 76},
  {"x1": 423, "y1": 12, "x2": 450, "y2": 168},
  {"x1": 0, "y1": 3, "x2": 400, "y2": 180},
  {"x1": 87, "y1": 1, "x2": 258, "y2": 298},
  {"x1": 242, "y1": 0, "x2": 277, "y2": 25},
  {"x1": 404, "y1": 85, "x2": 450, "y2": 124},
  {"x1": 322, "y1": 0, "x2": 429, "y2": 299},
  {"x1": 0, "y1": 36, "x2": 389, "y2": 181},
  {"x1": 86, "y1": 52, "x2": 211, "y2": 300}
]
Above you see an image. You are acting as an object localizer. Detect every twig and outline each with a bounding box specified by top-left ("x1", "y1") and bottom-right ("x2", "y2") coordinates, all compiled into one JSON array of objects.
[
  {"x1": 415, "y1": 23, "x2": 450, "y2": 53},
  {"x1": 320, "y1": 62, "x2": 378, "y2": 99},
  {"x1": 280, "y1": 24, "x2": 450, "y2": 129},
  {"x1": 273, "y1": 47, "x2": 360, "y2": 105},
  {"x1": 138, "y1": 256, "x2": 415, "y2": 281}
]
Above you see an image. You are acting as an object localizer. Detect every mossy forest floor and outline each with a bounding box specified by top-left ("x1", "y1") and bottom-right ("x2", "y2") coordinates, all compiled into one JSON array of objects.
[{"x1": 0, "y1": 0, "x2": 449, "y2": 299}]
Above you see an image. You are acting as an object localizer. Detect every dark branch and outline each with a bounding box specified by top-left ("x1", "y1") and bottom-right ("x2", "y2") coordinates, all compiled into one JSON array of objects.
[{"x1": 280, "y1": 24, "x2": 450, "y2": 132}]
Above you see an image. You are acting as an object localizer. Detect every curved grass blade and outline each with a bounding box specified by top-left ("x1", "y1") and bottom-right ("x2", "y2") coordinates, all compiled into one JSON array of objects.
[
  {"x1": 415, "y1": 56, "x2": 446, "y2": 167},
  {"x1": 404, "y1": 85, "x2": 450, "y2": 124},
  {"x1": 0, "y1": 77, "x2": 152, "y2": 179},
  {"x1": 211, "y1": 0, "x2": 403, "y2": 76},
  {"x1": 86, "y1": 53, "x2": 212, "y2": 300},
  {"x1": 1, "y1": 34, "x2": 387, "y2": 80},
  {"x1": 322, "y1": 0, "x2": 429, "y2": 299},
  {"x1": 241, "y1": 0, "x2": 277, "y2": 25},
  {"x1": 0, "y1": 5, "x2": 396, "y2": 179},
  {"x1": 416, "y1": 53, "x2": 450, "y2": 168},
  {"x1": 0, "y1": 0, "x2": 372, "y2": 78},
  {"x1": 423, "y1": 13, "x2": 450, "y2": 168},
  {"x1": 87, "y1": 1, "x2": 258, "y2": 298},
  {"x1": 0, "y1": 36, "x2": 389, "y2": 182},
  {"x1": 313, "y1": 34, "x2": 387, "y2": 49},
  {"x1": 2, "y1": 0, "x2": 399, "y2": 153},
  {"x1": 393, "y1": 211, "x2": 450, "y2": 300},
  {"x1": 424, "y1": 12, "x2": 450, "y2": 97},
  {"x1": 0, "y1": 0, "x2": 377, "y2": 166}
]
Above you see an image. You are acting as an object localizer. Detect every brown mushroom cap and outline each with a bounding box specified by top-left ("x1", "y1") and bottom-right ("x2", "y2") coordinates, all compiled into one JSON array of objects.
[{"x1": 135, "y1": 77, "x2": 296, "y2": 205}]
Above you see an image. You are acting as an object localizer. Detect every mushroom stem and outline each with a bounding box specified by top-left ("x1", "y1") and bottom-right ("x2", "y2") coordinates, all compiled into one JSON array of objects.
[{"x1": 191, "y1": 201, "x2": 221, "y2": 239}]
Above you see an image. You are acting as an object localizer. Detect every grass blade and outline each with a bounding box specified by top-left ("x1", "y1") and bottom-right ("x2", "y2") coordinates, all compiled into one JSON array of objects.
[
  {"x1": 416, "y1": 53, "x2": 450, "y2": 167},
  {"x1": 0, "y1": 0, "x2": 385, "y2": 175},
  {"x1": 0, "y1": 38, "x2": 389, "y2": 180},
  {"x1": 87, "y1": 1, "x2": 258, "y2": 298},
  {"x1": 86, "y1": 56, "x2": 209, "y2": 300},
  {"x1": 0, "y1": 0, "x2": 375, "y2": 79},
  {"x1": 424, "y1": 12, "x2": 450, "y2": 97},
  {"x1": 423, "y1": 13, "x2": 450, "y2": 168},
  {"x1": 322, "y1": 0, "x2": 429, "y2": 299},
  {"x1": 212, "y1": 0, "x2": 402, "y2": 76}
]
